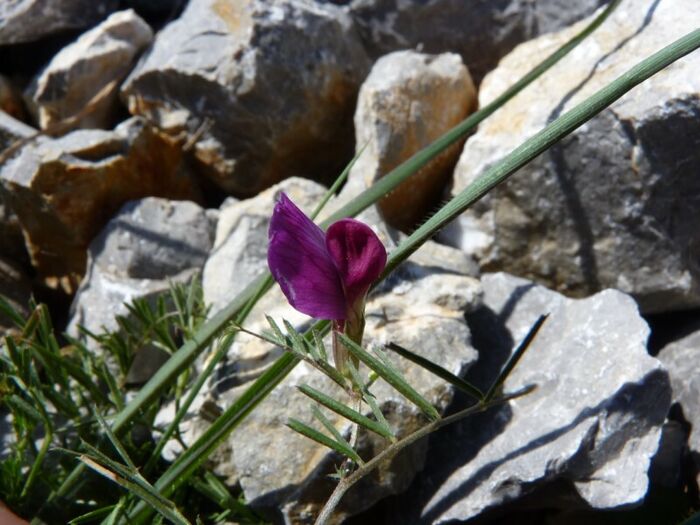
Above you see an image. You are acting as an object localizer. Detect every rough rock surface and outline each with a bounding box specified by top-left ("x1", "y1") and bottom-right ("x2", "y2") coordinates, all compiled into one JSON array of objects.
[
  {"x1": 121, "y1": 0, "x2": 370, "y2": 196},
  {"x1": 0, "y1": 110, "x2": 34, "y2": 152},
  {"x1": 0, "y1": 76, "x2": 26, "y2": 121},
  {"x1": 444, "y1": 0, "x2": 700, "y2": 313},
  {"x1": 388, "y1": 272, "x2": 670, "y2": 523},
  {"x1": 28, "y1": 10, "x2": 153, "y2": 130},
  {"x1": 347, "y1": 0, "x2": 608, "y2": 83},
  {"x1": 166, "y1": 182, "x2": 481, "y2": 522},
  {"x1": 67, "y1": 197, "x2": 213, "y2": 344},
  {"x1": 0, "y1": 117, "x2": 201, "y2": 286},
  {"x1": 658, "y1": 328, "x2": 700, "y2": 475},
  {"x1": 348, "y1": 50, "x2": 476, "y2": 232},
  {"x1": 0, "y1": 0, "x2": 118, "y2": 45}
]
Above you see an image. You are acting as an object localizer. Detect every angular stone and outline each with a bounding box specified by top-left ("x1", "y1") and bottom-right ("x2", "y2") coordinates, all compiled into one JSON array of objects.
[
  {"x1": 0, "y1": 0, "x2": 118, "y2": 45},
  {"x1": 165, "y1": 181, "x2": 482, "y2": 522},
  {"x1": 657, "y1": 328, "x2": 700, "y2": 477},
  {"x1": 0, "y1": 117, "x2": 201, "y2": 287},
  {"x1": 0, "y1": 110, "x2": 34, "y2": 152},
  {"x1": 445, "y1": 0, "x2": 700, "y2": 313},
  {"x1": 28, "y1": 10, "x2": 153, "y2": 130},
  {"x1": 121, "y1": 0, "x2": 370, "y2": 196},
  {"x1": 393, "y1": 272, "x2": 669, "y2": 523},
  {"x1": 67, "y1": 197, "x2": 213, "y2": 344},
  {"x1": 349, "y1": 50, "x2": 476, "y2": 232},
  {"x1": 347, "y1": 0, "x2": 607, "y2": 83}
]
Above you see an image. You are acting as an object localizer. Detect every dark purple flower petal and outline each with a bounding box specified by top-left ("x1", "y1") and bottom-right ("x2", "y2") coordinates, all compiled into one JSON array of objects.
[
  {"x1": 268, "y1": 193, "x2": 347, "y2": 319},
  {"x1": 326, "y1": 219, "x2": 387, "y2": 306}
]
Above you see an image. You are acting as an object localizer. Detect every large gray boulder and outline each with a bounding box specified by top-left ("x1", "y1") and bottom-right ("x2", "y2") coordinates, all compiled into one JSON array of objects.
[
  {"x1": 0, "y1": 0, "x2": 118, "y2": 45},
  {"x1": 389, "y1": 272, "x2": 670, "y2": 523},
  {"x1": 0, "y1": 117, "x2": 201, "y2": 287},
  {"x1": 28, "y1": 10, "x2": 153, "y2": 130},
  {"x1": 348, "y1": 50, "x2": 476, "y2": 232},
  {"x1": 162, "y1": 180, "x2": 482, "y2": 522},
  {"x1": 67, "y1": 197, "x2": 214, "y2": 346},
  {"x1": 444, "y1": 0, "x2": 700, "y2": 313},
  {"x1": 347, "y1": 0, "x2": 608, "y2": 83},
  {"x1": 121, "y1": 0, "x2": 370, "y2": 196}
]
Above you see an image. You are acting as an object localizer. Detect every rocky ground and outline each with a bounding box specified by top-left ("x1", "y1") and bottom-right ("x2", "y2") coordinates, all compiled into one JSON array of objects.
[{"x1": 1, "y1": 0, "x2": 699, "y2": 523}]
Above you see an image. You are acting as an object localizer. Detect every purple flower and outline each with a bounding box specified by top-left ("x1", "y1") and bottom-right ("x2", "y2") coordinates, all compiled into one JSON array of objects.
[{"x1": 267, "y1": 192, "x2": 387, "y2": 372}]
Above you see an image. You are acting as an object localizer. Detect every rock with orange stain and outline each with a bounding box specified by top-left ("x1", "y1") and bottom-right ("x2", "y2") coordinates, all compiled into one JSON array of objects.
[
  {"x1": 444, "y1": 0, "x2": 700, "y2": 314},
  {"x1": 27, "y1": 10, "x2": 153, "y2": 131},
  {"x1": 0, "y1": 117, "x2": 201, "y2": 289},
  {"x1": 346, "y1": 50, "x2": 476, "y2": 232},
  {"x1": 121, "y1": 0, "x2": 370, "y2": 197}
]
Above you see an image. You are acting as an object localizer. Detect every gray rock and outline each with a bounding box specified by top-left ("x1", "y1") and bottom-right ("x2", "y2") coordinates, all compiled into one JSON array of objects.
[
  {"x1": 165, "y1": 181, "x2": 482, "y2": 522},
  {"x1": 347, "y1": 0, "x2": 607, "y2": 83},
  {"x1": 444, "y1": 0, "x2": 700, "y2": 314},
  {"x1": 0, "y1": 110, "x2": 34, "y2": 152},
  {"x1": 0, "y1": 0, "x2": 118, "y2": 45},
  {"x1": 393, "y1": 273, "x2": 670, "y2": 523},
  {"x1": 67, "y1": 197, "x2": 213, "y2": 343},
  {"x1": 0, "y1": 117, "x2": 201, "y2": 286},
  {"x1": 658, "y1": 329, "x2": 700, "y2": 471},
  {"x1": 28, "y1": 10, "x2": 153, "y2": 130},
  {"x1": 121, "y1": 0, "x2": 370, "y2": 196},
  {"x1": 349, "y1": 50, "x2": 476, "y2": 232}
]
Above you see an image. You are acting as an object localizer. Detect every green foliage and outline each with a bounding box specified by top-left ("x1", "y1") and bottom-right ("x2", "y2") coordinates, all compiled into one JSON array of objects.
[{"x1": 0, "y1": 279, "x2": 263, "y2": 524}]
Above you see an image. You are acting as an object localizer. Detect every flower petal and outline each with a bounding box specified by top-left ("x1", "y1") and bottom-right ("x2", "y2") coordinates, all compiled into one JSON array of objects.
[
  {"x1": 267, "y1": 193, "x2": 347, "y2": 319},
  {"x1": 325, "y1": 218, "x2": 387, "y2": 306}
]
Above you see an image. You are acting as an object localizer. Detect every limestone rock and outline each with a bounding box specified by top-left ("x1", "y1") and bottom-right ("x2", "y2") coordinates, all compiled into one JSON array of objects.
[
  {"x1": 0, "y1": 0, "x2": 118, "y2": 45},
  {"x1": 0, "y1": 117, "x2": 201, "y2": 287},
  {"x1": 167, "y1": 181, "x2": 482, "y2": 522},
  {"x1": 121, "y1": 0, "x2": 370, "y2": 196},
  {"x1": 347, "y1": 0, "x2": 607, "y2": 83},
  {"x1": 349, "y1": 50, "x2": 476, "y2": 232},
  {"x1": 67, "y1": 197, "x2": 213, "y2": 345},
  {"x1": 391, "y1": 272, "x2": 669, "y2": 523},
  {"x1": 444, "y1": 0, "x2": 700, "y2": 313},
  {"x1": 657, "y1": 328, "x2": 700, "y2": 478},
  {"x1": 28, "y1": 10, "x2": 153, "y2": 130},
  {"x1": 0, "y1": 110, "x2": 34, "y2": 152}
]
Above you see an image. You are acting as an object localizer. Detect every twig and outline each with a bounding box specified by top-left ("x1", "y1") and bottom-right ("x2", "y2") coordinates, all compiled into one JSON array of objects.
[{"x1": 314, "y1": 384, "x2": 536, "y2": 525}]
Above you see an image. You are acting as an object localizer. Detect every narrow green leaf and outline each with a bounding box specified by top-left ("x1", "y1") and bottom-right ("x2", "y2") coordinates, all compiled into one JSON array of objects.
[
  {"x1": 93, "y1": 411, "x2": 136, "y2": 471},
  {"x1": 298, "y1": 384, "x2": 394, "y2": 440},
  {"x1": 340, "y1": 334, "x2": 440, "y2": 421},
  {"x1": 287, "y1": 418, "x2": 363, "y2": 465},
  {"x1": 386, "y1": 342, "x2": 484, "y2": 401},
  {"x1": 264, "y1": 315, "x2": 286, "y2": 345},
  {"x1": 345, "y1": 363, "x2": 394, "y2": 440},
  {"x1": 312, "y1": 328, "x2": 328, "y2": 362},
  {"x1": 68, "y1": 505, "x2": 116, "y2": 524},
  {"x1": 485, "y1": 314, "x2": 548, "y2": 401},
  {"x1": 283, "y1": 319, "x2": 307, "y2": 355},
  {"x1": 0, "y1": 294, "x2": 25, "y2": 328},
  {"x1": 78, "y1": 454, "x2": 191, "y2": 525},
  {"x1": 5, "y1": 394, "x2": 43, "y2": 426},
  {"x1": 311, "y1": 406, "x2": 352, "y2": 448}
]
